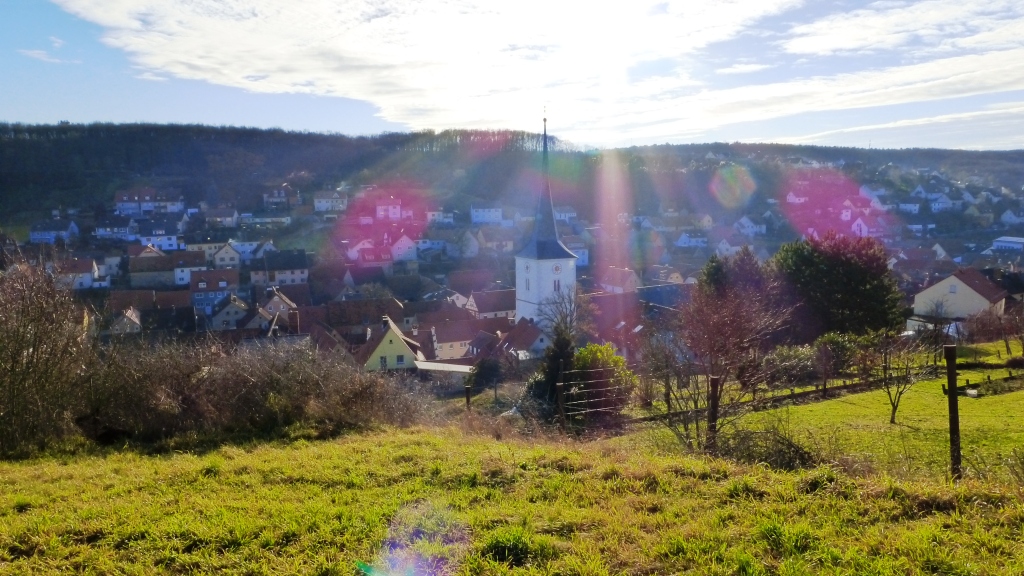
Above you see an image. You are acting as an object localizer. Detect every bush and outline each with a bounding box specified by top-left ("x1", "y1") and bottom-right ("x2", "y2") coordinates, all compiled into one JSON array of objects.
[{"x1": 762, "y1": 345, "x2": 817, "y2": 390}]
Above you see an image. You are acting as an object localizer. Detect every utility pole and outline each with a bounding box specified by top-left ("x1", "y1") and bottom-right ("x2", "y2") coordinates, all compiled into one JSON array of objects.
[{"x1": 944, "y1": 345, "x2": 962, "y2": 481}]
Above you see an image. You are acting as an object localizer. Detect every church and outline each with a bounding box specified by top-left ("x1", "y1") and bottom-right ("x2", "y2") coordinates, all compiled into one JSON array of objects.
[{"x1": 515, "y1": 120, "x2": 578, "y2": 323}]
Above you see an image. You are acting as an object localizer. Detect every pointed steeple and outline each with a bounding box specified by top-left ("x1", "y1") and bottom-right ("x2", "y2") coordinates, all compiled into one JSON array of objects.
[{"x1": 517, "y1": 118, "x2": 577, "y2": 260}]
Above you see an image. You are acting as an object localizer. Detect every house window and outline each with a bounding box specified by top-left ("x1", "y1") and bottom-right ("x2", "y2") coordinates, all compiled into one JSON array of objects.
[
  {"x1": 198, "y1": 282, "x2": 207, "y2": 288},
  {"x1": 554, "y1": 279, "x2": 561, "y2": 292},
  {"x1": 219, "y1": 281, "x2": 227, "y2": 288},
  {"x1": 380, "y1": 356, "x2": 387, "y2": 369},
  {"x1": 949, "y1": 284, "x2": 957, "y2": 294},
  {"x1": 396, "y1": 355, "x2": 405, "y2": 366},
  {"x1": 196, "y1": 293, "x2": 204, "y2": 299}
]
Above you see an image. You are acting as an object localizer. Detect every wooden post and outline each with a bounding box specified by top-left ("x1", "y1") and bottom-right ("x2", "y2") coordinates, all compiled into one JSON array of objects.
[
  {"x1": 707, "y1": 376, "x2": 720, "y2": 454},
  {"x1": 944, "y1": 345, "x2": 962, "y2": 482},
  {"x1": 465, "y1": 383, "x2": 471, "y2": 411},
  {"x1": 556, "y1": 360, "x2": 566, "y2": 430}
]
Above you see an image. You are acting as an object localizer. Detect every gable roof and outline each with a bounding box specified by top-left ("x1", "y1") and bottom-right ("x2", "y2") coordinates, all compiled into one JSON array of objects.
[
  {"x1": 950, "y1": 268, "x2": 1008, "y2": 303},
  {"x1": 190, "y1": 269, "x2": 240, "y2": 291},
  {"x1": 468, "y1": 289, "x2": 517, "y2": 313},
  {"x1": 129, "y1": 255, "x2": 175, "y2": 273},
  {"x1": 325, "y1": 298, "x2": 405, "y2": 329},
  {"x1": 260, "y1": 249, "x2": 309, "y2": 271},
  {"x1": 351, "y1": 316, "x2": 423, "y2": 366}
]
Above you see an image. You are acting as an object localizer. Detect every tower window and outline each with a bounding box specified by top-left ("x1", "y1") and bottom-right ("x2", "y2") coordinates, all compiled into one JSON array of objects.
[
  {"x1": 525, "y1": 278, "x2": 530, "y2": 291},
  {"x1": 554, "y1": 279, "x2": 561, "y2": 292}
]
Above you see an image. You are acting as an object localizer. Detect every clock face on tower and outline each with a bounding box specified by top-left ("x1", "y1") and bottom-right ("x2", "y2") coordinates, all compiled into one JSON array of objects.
[{"x1": 552, "y1": 264, "x2": 562, "y2": 275}]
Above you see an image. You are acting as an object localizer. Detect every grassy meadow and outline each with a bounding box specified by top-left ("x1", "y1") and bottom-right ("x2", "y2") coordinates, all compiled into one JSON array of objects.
[
  {"x1": 3, "y1": 425, "x2": 1024, "y2": 575},
  {"x1": 740, "y1": 341, "x2": 1024, "y2": 480}
]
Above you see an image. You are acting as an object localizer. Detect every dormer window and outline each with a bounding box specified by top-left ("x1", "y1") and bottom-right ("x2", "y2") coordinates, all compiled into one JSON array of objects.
[
  {"x1": 219, "y1": 281, "x2": 227, "y2": 288},
  {"x1": 198, "y1": 282, "x2": 206, "y2": 288}
]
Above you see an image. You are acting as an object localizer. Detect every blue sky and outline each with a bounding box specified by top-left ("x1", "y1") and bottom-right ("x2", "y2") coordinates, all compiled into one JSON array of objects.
[{"x1": 4, "y1": 0, "x2": 1024, "y2": 149}]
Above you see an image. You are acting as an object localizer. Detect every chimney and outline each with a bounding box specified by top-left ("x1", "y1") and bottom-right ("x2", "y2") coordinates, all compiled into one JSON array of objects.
[
  {"x1": 412, "y1": 327, "x2": 418, "y2": 336},
  {"x1": 381, "y1": 316, "x2": 389, "y2": 330}
]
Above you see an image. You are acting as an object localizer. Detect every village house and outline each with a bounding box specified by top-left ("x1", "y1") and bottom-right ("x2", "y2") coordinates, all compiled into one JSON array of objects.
[
  {"x1": 353, "y1": 316, "x2": 425, "y2": 372},
  {"x1": 205, "y1": 208, "x2": 239, "y2": 228},
  {"x1": 599, "y1": 266, "x2": 642, "y2": 294},
  {"x1": 230, "y1": 240, "x2": 276, "y2": 265},
  {"x1": 908, "y1": 268, "x2": 1008, "y2": 331},
  {"x1": 208, "y1": 295, "x2": 252, "y2": 331},
  {"x1": 313, "y1": 190, "x2": 348, "y2": 213},
  {"x1": 476, "y1": 227, "x2": 518, "y2": 254},
  {"x1": 465, "y1": 289, "x2": 517, "y2": 319},
  {"x1": 263, "y1": 186, "x2": 301, "y2": 210},
  {"x1": 211, "y1": 243, "x2": 242, "y2": 270},
  {"x1": 115, "y1": 188, "x2": 185, "y2": 216},
  {"x1": 425, "y1": 210, "x2": 454, "y2": 224},
  {"x1": 136, "y1": 218, "x2": 184, "y2": 251},
  {"x1": 645, "y1": 265, "x2": 685, "y2": 285},
  {"x1": 94, "y1": 216, "x2": 138, "y2": 241},
  {"x1": 190, "y1": 269, "x2": 241, "y2": 315},
  {"x1": 250, "y1": 250, "x2": 310, "y2": 287},
  {"x1": 553, "y1": 206, "x2": 577, "y2": 222},
  {"x1": 470, "y1": 205, "x2": 503, "y2": 225},
  {"x1": 56, "y1": 258, "x2": 103, "y2": 290},
  {"x1": 128, "y1": 254, "x2": 176, "y2": 288},
  {"x1": 29, "y1": 219, "x2": 79, "y2": 244},
  {"x1": 561, "y1": 235, "x2": 589, "y2": 266},
  {"x1": 390, "y1": 233, "x2": 418, "y2": 262}
]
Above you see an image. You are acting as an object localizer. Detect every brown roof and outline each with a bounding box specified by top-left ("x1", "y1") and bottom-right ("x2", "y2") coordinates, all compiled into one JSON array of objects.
[
  {"x1": 172, "y1": 251, "x2": 208, "y2": 268},
  {"x1": 190, "y1": 269, "x2": 240, "y2": 291},
  {"x1": 129, "y1": 255, "x2": 175, "y2": 273},
  {"x1": 275, "y1": 283, "x2": 313, "y2": 307},
  {"x1": 324, "y1": 298, "x2": 404, "y2": 330},
  {"x1": 60, "y1": 258, "x2": 96, "y2": 275},
  {"x1": 447, "y1": 269, "x2": 495, "y2": 295},
  {"x1": 154, "y1": 290, "x2": 193, "y2": 309},
  {"x1": 952, "y1": 268, "x2": 1009, "y2": 303},
  {"x1": 600, "y1": 266, "x2": 640, "y2": 288},
  {"x1": 469, "y1": 289, "x2": 516, "y2": 314},
  {"x1": 495, "y1": 318, "x2": 544, "y2": 355},
  {"x1": 109, "y1": 289, "x2": 155, "y2": 312}
]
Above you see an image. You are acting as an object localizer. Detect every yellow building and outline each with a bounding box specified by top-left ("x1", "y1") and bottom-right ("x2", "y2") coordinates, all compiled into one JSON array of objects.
[{"x1": 353, "y1": 316, "x2": 426, "y2": 371}]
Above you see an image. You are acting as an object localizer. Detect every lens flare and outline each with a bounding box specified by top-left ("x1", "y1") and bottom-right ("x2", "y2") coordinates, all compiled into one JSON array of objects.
[{"x1": 709, "y1": 165, "x2": 756, "y2": 209}]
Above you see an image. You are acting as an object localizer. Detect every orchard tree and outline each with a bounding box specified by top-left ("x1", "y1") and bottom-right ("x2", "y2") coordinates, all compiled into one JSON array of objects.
[{"x1": 771, "y1": 232, "x2": 904, "y2": 340}]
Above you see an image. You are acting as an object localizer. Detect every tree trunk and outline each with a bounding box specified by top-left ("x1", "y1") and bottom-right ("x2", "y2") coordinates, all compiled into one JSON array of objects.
[{"x1": 889, "y1": 402, "x2": 898, "y2": 424}]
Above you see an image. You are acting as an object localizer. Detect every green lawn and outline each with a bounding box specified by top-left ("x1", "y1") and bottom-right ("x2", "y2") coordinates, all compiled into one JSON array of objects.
[
  {"x1": 3, "y1": 427, "x2": 1024, "y2": 574},
  {"x1": 746, "y1": 361, "x2": 1024, "y2": 481}
]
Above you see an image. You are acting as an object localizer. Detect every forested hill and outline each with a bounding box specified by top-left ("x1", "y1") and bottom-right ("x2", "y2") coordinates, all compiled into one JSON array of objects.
[{"x1": 2, "y1": 122, "x2": 1024, "y2": 219}]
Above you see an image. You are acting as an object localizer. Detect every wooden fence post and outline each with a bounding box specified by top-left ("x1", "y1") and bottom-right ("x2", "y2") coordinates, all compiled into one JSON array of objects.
[
  {"x1": 707, "y1": 376, "x2": 720, "y2": 454},
  {"x1": 465, "y1": 383, "x2": 471, "y2": 412},
  {"x1": 556, "y1": 360, "x2": 566, "y2": 430},
  {"x1": 944, "y1": 345, "x2": 962, "y2": 482}
]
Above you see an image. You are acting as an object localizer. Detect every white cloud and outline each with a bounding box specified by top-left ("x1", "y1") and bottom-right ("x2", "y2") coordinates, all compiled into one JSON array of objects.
[
  {"x1": 49, "y1": 36, "x2": 65, "y2": 49},
  {"x1": 47, "y1": 0, "x2": 1024, "y2": 147},
  {"x1": 778, "y1": 103, "x2": 1024, "y2": 149},
  {"x1": 134, "y1": 71, "x2": 167, "y2": 81},
  {"x1": 51, "y1": 0, "x2": 802, "y2": 139},
  {"x1": 716, "y1": 63, "x2": 773, "y2": 75},
  {"x1": 17, "y1": 49, "x2": 76, "y2": 63},
  {"x1": 783, "y1": 0, "x2": 1024, "y2": 56}
]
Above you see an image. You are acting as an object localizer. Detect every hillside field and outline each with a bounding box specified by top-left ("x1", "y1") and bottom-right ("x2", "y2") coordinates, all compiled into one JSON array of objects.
[{"x1": 3, "y1": 424, "x2": 1024, "y2": 575}]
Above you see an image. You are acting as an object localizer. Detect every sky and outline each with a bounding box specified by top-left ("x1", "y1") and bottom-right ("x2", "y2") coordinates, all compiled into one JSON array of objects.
[{"x1": 4, "y1": 0, "x2": 1024, "y2": 150}]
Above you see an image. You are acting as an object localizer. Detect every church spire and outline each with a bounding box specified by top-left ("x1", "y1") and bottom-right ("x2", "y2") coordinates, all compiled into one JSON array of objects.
[{"x1": 517, "y1": 118, "x2": 576, "y2": 261}]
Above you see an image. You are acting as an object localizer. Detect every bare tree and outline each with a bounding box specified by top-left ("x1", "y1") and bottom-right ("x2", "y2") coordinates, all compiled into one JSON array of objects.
[
  {"x1": 536, "y1": 285, "x2": 595, "y2": 344},
  {"x1": 0, "y1": 264, "x2": 93, "y2": 455},
  {"x1": 873, "y1": 332, "x2": 924, "y2": 424}
]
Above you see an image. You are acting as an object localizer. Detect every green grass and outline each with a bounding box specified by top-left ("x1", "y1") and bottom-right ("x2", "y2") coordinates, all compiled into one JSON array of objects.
[
  {"x1": 3, "y1": 427, "x2": 1024, "y2": 574},
  {"x1": 745, "y1": 359, "x2": 1024, "y2": 480}
]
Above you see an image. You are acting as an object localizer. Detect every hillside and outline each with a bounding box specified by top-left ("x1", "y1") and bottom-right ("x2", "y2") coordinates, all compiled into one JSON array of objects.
[
  {"x1": 2, "y1": 427, "x2": 1022, "y2": 575},
  {"x1": 4, "y1": 123, "x2": 1024, "y2": 228}
]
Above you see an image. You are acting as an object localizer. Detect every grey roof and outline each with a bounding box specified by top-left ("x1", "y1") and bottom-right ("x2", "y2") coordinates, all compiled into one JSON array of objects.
[
  {"x1": 516, "y1": 121, "x2": 577, "y2": 261},
  {"x1": 260, "y1": 249, "x2": 309, "y2": 271}
]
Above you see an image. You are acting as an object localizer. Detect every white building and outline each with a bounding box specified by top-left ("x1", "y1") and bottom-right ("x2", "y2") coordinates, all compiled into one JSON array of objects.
[{"x1": 515, "y1": 123, "x2": 578, "y2": 324}]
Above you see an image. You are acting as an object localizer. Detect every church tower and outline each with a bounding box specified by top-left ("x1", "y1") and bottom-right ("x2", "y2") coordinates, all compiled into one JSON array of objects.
[{"x1": 515, "y1": 119, "x2": 578, "y2": 324}]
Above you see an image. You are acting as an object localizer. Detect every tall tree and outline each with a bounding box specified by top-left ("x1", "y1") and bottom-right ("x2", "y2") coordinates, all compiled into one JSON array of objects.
[{"x1": 771, "y1": 232, "x2": 904, "y2": 340}]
